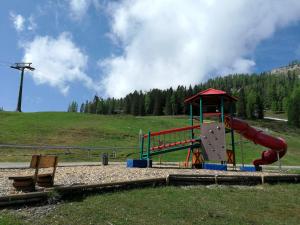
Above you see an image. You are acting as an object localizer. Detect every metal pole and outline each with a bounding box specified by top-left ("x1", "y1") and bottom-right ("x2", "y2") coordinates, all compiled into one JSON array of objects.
[
  {"x1": 240, "y1": 134, "x2": 244, "y2": 168},
  {"x1": 277, "y1": 151, "x2": 282, "y2": 172},
  {"x1": 16, "y1": 68, "x2": 25, "y2": 112},
  {"x1": 230, "y1": 102, "x2": 236, "y2": 168},
  {"x1": 189, "y1": 104, "x2": 194, "y2": 165}
]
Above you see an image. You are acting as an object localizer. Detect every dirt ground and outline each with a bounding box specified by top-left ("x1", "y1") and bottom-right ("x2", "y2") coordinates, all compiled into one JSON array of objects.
[{"x1": 0, "y1": 164, "x2": 283, "y2": 196}]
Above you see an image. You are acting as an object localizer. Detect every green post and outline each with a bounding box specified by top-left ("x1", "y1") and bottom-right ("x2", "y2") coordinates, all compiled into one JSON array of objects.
[
  {"x1": 147, "y1": 131, "x2": 151, "y2": 162},
  {"x1": 139, "y1": 129, "x2": 144, "y2": 159},
  {"x1": 221, "y1": 96, "x2": 224, "y2": 123},
  {"x1": 199, "y1": 97, "x2": 203, "y2": 168},
  {"x1": 190, "y1": 104, "x2": 194, "y2": 139},
  {"x1": 199, "y1": 97, "x2": 203, "y2": 124},
  {"x1": 230, "y1": 128, "x2": 236, "y2": 166}
]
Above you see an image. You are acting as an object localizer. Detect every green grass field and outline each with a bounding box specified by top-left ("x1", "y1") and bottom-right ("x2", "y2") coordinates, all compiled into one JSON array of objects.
[
  {"x1": 0, "y1": 112, "x2": 187, "y2": 162},
  {"x1": 0, "y1": 111, "x2": 299, "y2": 165},
  {"x1": 264, "y1": 110, "x2": 287, "y2": 120},
  {"x1": 1, "y1": 184, "x2": 300, "y2": 225}
]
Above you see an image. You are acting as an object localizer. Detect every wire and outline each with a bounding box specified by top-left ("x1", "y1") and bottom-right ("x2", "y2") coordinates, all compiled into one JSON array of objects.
[
  {"x1": 0, "y1": 63, "x2": 9, "y2": 67},
  {"x1": 0, "y1": 61, "x2": 15, "y2": 69},
  {"x1": 0, "y1": 61, "x2": 13, "y2": 66}
]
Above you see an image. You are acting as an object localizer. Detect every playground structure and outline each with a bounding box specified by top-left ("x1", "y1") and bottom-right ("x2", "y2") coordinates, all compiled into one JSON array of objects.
[{"x1": 137, "y1": 88, "x2": 287, "y2": 170}]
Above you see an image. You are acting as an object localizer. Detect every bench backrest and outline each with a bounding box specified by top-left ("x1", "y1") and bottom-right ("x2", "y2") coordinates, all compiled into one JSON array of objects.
[
  {"x1": 30, "y1": 155, "x2": 58, "y2": 183},
  {"x1": 30, "y1": 155, "x2": 58, "y2": 169}
]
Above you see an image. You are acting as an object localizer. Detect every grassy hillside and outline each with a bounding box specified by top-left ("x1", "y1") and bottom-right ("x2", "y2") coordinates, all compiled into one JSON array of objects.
[
  {"x1": 0, "y1": 112, "x2": 299, "y2": 165},
  {"x1": 0, "y1": 112, "x2": 188, "y2": 146},
  {"x1": 0, "y1": 112, "x2": 187, "y2": 161}
]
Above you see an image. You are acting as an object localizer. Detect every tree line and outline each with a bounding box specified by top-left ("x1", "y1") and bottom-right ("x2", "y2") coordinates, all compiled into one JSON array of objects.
[{"x1": 68, "y1": 70, "x2": 300, "y2": 127}]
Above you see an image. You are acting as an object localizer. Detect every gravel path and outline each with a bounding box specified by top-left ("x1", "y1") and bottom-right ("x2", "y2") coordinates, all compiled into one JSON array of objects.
[{"x1": 0, "y1": 165, "x2": 282, "y2": 196}]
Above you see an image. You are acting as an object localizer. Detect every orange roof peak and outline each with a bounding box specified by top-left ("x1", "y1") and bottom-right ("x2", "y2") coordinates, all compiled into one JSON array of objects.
[
  {"x1": 199, "y1": 88, "x2": 227, "y2": 95},
  {"x1": 184, "y1": 88, "x2": 237, "y2": 104}
]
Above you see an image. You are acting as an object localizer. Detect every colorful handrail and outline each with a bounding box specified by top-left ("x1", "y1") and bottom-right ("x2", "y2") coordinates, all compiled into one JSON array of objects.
[{"x1": 143, "y1": 125, "x2": 200, "y2": 138}]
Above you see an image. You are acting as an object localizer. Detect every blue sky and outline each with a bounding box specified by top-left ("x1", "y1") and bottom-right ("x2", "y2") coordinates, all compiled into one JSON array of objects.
[{"x1": 1, "y1": 0, "x2": 300, "y2": 112}]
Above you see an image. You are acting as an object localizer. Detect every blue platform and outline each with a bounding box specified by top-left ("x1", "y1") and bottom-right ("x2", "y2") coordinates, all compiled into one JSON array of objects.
[
  {"x1": 203, "y1": 163, "x2": 227, "y2": 171},
  {"x1": 127, "y1": 159, "x2": 152, "y2": 168},
  {"x1": 240, "y1": 166, "x2": 257, "y2": 172}
]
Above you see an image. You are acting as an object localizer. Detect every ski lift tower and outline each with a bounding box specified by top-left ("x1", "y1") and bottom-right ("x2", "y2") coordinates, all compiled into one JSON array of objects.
[{"x1": 10, "y1": 63, "x2": 35, "y2": 112}]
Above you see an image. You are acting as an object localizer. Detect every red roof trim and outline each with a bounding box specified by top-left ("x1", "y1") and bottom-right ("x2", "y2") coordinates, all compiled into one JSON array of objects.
[
  {"x1": 184, "y1": 88, "x2": 238, "y2": 103},
  {"x1": 199, "y1": 88, "x2": 227, "y2": 95}
]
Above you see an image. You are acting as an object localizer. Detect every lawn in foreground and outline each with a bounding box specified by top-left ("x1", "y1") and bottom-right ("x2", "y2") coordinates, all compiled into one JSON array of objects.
[{"x1": 1, "y1": 184, "x2": 300, "y2": 225}]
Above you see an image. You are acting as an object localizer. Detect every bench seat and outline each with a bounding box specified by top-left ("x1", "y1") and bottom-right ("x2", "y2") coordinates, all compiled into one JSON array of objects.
[{"x1": 8, "y1": 155, "x2": 58, "y2": 192}]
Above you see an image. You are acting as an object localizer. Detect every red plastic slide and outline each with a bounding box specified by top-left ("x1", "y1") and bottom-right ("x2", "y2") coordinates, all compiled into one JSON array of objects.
[{"x1": 225, "y1": 117, "x2": 287, "y2": 166}]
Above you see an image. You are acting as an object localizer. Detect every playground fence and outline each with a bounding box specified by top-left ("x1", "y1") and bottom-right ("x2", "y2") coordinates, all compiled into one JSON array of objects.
[{"x1": 0, "y1": 144, "x2": 139, "y2": 160}]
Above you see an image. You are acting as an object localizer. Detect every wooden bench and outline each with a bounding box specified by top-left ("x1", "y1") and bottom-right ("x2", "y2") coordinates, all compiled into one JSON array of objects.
[{"x1": 9, "y1": 155, "x2": 58, "y2": 192}]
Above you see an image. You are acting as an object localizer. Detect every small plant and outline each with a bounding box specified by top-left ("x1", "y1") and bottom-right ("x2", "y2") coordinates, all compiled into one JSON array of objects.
[{"x1": 47, "y1": 190, "x2": 62, "y2": 204}]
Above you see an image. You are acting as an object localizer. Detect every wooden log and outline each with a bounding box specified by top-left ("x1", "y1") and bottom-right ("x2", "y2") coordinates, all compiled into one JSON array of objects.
[
  {"x1": 0, "y1": 192, "x2": 48, "y2": 207},
  {"x1": 264, "y1": 175, "x2": 300, "y2": 184},
  {"x1": 167, "y1": 174, "x2": 300, "y2": 185},
  {"x1": 53, "y1": 177, "x2": 166, "y2": 195}
]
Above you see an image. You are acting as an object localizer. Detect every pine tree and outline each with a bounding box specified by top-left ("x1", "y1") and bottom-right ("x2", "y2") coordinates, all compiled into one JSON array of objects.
[
  {"x1": 67, "y1": 103, "x2": 71, "y2": 112},
  {"x1": 130, "y1": 91, "x2": 139, "y2": 116},
  {"x1": 236, "y1": 88, "x2": 246, "y2": 118},
  {"x1": 171, "y1": 92, "x2": 178, "y2": 115},
  {"x1": 108, "y1": 98, "x2": 116, "y2": 114},
  {"x1": 246, "y1": 90, "x2": 256, "y2": 119},
  {"x1": 124, "y1": 96, "x2": 131, "y2": 114},
  {"x1": 164, "y1": 92, "x2": 172, "y2": 115},
  {"x1": 84, "y1": 100, "x2": 89, "y2": 113},
  {"x1": 80, "y1": 103, "x2": 85, "y2": 113},
  {"x1": 138, "y1": 92, "x2": 145, "y2": 116},
  {"x1": 145, "y1": 93, "x2": 153, "y2": 115},
  {"x1": 76, "y1": 68, "x2": 300, "y2": 117},
  {"x1": 153, "y1": 89, "x2": 164, "y2": 115},
  {"x1": 288, "y1": 87, "x2": 300, "y2": 127},
  {"x1": 255, "y1": 94, "x2": 264, "y2": 119},
  {"x1": 67, "y1": 101, "x2": 78, "y2": 112},
  {"x1": 96, "y1": 99, "x2": 103, "y2": 114}
]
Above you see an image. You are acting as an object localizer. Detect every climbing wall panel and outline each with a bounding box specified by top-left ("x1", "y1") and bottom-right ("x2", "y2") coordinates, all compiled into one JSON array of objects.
[{"x1": 200, "y1": 123, "x2": 226, "y2": 161}]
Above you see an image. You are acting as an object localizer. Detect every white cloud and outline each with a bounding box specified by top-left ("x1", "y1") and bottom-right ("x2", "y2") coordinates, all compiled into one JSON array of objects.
[
  {"x1": 10, "y1": 12, "x2": 25, "y2": 32},
  {"x1": 10, "y1": 12, "x2": 37, "y2": 32},
  {"x1": 22, "y1": 32, "x2": 98, "y2": 95},
  {"x1": 27, "y1": 15, "x2": 37, "y2": 31},
  {"x1": 68, "y1": 0, "x2": 100, "y2": 20},
  {"x1": 100, "y1": 0, "x2": 300, "y2": 98},
  {"x1": 69, "y1": 0, "x2": 91, "y2": 20}
]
